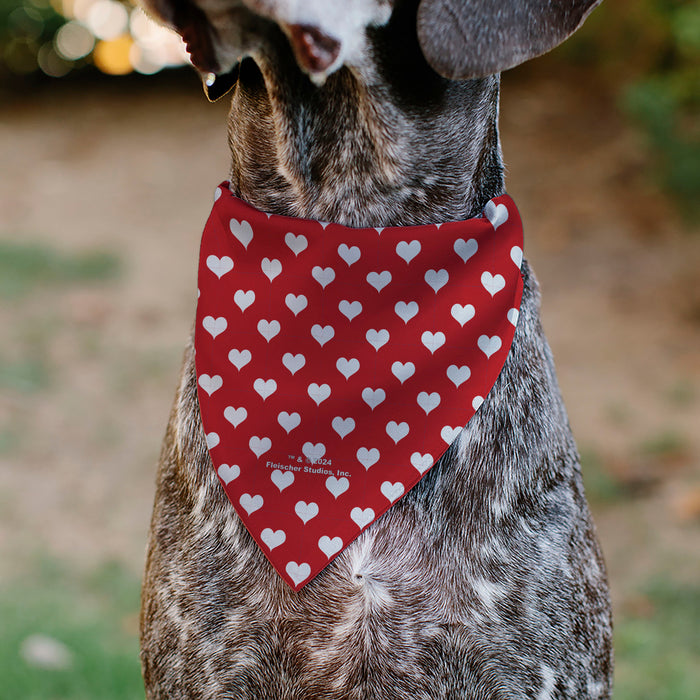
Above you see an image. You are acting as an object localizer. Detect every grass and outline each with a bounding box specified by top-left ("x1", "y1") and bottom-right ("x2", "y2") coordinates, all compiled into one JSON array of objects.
[
  {"x1": 614, "y1": 580, "x2": 700, "y2": 700},
  {"x1": 0, "y1": 559, "x2": 144, "y2": 700},
  {"x1": 0, "y1": 239, "x2": 120, "y2": 299}
]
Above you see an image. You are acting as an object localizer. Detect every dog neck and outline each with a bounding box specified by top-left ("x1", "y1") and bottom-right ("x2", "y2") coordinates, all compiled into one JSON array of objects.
[{"x1": 225, "y1": 9, "x2": 504, "y2": 228}]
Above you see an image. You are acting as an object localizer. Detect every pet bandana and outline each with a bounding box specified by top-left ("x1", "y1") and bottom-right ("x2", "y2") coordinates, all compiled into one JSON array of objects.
[{"x1": 195, "y1": 183, "x2": 524, "y2": 590}]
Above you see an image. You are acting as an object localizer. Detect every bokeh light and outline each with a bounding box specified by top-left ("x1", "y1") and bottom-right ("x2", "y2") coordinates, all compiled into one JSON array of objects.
[{"x1": 1, "y1": 0, "x2": 190, "y2": 79}]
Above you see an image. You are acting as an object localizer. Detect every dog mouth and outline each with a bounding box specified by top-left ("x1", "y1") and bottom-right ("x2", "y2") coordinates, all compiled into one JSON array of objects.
[{"x1": 285, "y1": 23, "x2": 341, "y2": 75}]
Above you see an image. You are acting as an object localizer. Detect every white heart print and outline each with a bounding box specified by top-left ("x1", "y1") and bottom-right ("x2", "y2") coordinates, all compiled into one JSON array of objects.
[
  {"x1": 229, "y1": 218, "x2": 253, "y2": 248},
  {"x1": 425, "y1": 268, "x2": 449, "y2": 293},
  {"x1": 285, "y1": 232, "x2": 308, "y2": 255},
  {"x1": 478, "y1": 334, "x2": 502, "y2": 358},
  {"x1": 217, "y1": 463, "x2": 240, "y2": 485},
  {"x1": 285, "y1": 293, "x2": 308, "y2": 315},
  {"x1": 224, "y1": 406, "x2": 247, "y2": 427},
  {"x1": 339, "y1": 300, "x2": 362, "y2": 321},
  {"x1": 271, "y1": 469, "x2": 294, "y2": 492},
  {"x1": 307, "y1": 383, "x2": 331, "y2": 405},
  {"x1": 253, "y1": 378, "x2": 277, "y2": 400},
  {"x1": 367, "y1": 270, "x2": 391, "y2": 292},
  {"x1": 198, "y1": 374, "x2": 223, "y2": 396},
  {"x1": 286, "y1": 561, "x2": 311, "y2": 586},
  {"x1": 336, "y1": 357, "x2": 360, "y2": 379},
  {"x1": 454, "y1": 238, "x2": 478, "y2": 263},
  {"x1": 302, "y1": 442, "x2": 326, "y2": 463},
  {"x1": 257, "y1": 319, "x2": 280, "y2": 342},
  {"x1": 311, "y1": 324, "x2": 334, "y2": 346},
  {"x1": 295, "y1": 500, "x2": 319, "y2": 524},
  {"x1": 484, "y1": 201, "x2": 509, "y2": 229},
  {"x1": 386, "y1": 421, "x2": 409, "y2": 443},
  {"x1": 366, "y1": 328, "x2": 390, "y2": 351},
  {"x1": 318, "y1": 535, "x2": 343, "y2": 558},
  {"x1": 206, "y1": 255, "x2": 233, "y2": 278},
  {"x1": 396, "y1": 240, "x2": 421, "y2": 264},
  {"x1": 249, "y1": 435, "x2": 271, "y2": 457},
  {"x1": 277, "y1": 411, "x2": 301, "y2": 433},
  {"x1": 228, "y1": 348, "x2": 251, "y2": 370},
  {"x1": 312, "y1": 266, "x2": 335, "y2": 287},
  {"x1": 350, "y1": 507, "x2": 375, "y2": 529},
  {"x1": 410, "y1": 452, "x2": 433, "y2": 474},
  {"x1": 417, "y1": 391, "x2": 441, "y2": 415},
  {"x1": 282, "y1": 352, "x2": 305, "y2": 374},
  {"x1": 261, "y1": 528, "x2": 286, "y2": 550},
  {"x1": 203, "y1": 316, "x2": 227, "y2": 339},
  {"x1": 332, "y1": 416, "x2": 355, "y2": 438},
  {"x1": 325, "y1": 476, "x2": 349, "y2": 498},
  {"x1": 451, "y1": 304, "x2": 475, "y2": 327},
  {"x1": 394, "y1": 301, "x2": 419, "y2": 324},
  {"x1": 361, "y1": 387, "x2": 386, "y2": 410},
  {"x1": 380, "y1": 481, "x2": 405, "y2": 503},
  {"x1": 391, "y1": 361, "x2": 415, "y2": 384},
  {"x1": 240, "y1": 493, "x2": 263, "y2": 515},
  {"x1": 356, "y1": 447, "x2": 380, "y2": 469},
  {"x1": 447, "y1": 364, "x2": 471, "y2": 387},
  {"x1": 234, "y1": 289, "x2": 255, "y2": 312},
  {"x1": 421, "y1": 331, "x2": 446, "y2": 354},
  {"x1": 261, "y1": 257, "x2": 282, "y2": 281},
  {"x1": 338, "y1": 243, "x2": 361, "y2": 266},
  {"x1": 481, "y1": 271, "x2": 506, "y2": 297}
]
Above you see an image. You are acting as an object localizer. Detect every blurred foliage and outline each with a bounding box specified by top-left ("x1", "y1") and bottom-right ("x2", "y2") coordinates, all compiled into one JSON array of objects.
[{"x1": 559, "y1": 0, "x2": 700, "y2": 217}]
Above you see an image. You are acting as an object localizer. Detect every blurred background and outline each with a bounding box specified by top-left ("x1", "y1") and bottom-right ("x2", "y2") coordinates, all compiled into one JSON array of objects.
[{"x1": 0, "y1": 0, "x2": 698, "y2": 697}]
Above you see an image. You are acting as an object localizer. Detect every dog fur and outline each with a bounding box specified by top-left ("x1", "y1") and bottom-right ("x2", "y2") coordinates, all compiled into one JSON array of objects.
[{"x1": 139, "y1": 1, "x2": 613, "y2": 697}]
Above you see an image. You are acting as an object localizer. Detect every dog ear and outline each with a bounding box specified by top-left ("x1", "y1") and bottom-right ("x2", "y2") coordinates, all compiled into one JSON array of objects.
[
  {"x1": 140, "y1": 0, "x2": 237, "y2": 100},
  {"x1": 416, "y1": 0, "x2": 603, "y2": 80}
]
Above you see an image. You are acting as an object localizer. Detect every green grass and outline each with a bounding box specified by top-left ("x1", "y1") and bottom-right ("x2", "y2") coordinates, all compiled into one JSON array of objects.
[
  {"x1": 614, "y1": 580, "x2": 700, "y2": 700},
  {"x1": 0, "y1": 559, "x2": 144, "y2": 700},
  {"x1": 0, "y1": 239, "x2": 121, "y2": 299}
]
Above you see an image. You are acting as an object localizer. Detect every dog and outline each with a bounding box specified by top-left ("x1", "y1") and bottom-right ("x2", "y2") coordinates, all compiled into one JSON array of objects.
[{"x1": 139, "y1": 1, "x2": 613, "y2": 697}]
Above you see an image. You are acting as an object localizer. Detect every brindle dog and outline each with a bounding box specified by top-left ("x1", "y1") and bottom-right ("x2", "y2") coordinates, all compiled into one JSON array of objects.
[{"x1": 139, "y1": 1, "x2": 613, "y2": 697}]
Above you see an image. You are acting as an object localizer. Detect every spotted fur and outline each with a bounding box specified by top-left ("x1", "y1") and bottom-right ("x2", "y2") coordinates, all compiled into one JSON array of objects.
[{"x1": 139, "y1": 1, "x2": 613, "y2": 697}]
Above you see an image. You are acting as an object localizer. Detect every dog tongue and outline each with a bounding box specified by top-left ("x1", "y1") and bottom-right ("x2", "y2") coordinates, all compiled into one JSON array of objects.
[{"x1": 287, "y1": 24, "x2": 341, "y2": 74}]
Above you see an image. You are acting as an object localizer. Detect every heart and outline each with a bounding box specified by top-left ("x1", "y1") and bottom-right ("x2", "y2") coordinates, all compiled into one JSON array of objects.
[
  {"x1": 446, "y1": 364, "x2": 471, "y2": 387},
  {"x1": 350, "y1": 506, "x2": 375, "y2": 529},
  {"x1": 356, "y1": 447, "x2": 380, "y2": 470},
  {"x1": 440, "y1": 425, "x2": 461, "y2": 445},
  {"x1": 312, "y1": 266, "x2": 335, "y2": 288},
  {"x1": 249, "y1": 435, "x2": 271, "y2": 457},
  {"x1": 361, "y1": 387, "x2": 385, "y2": 410},
  {"x1": 214, "y1": 186, "x2": 222, "y2": 201},
  {"x1": 332, "y1": 416, "x2": 355, "y2": 439},
  {"x1": 417, "y1": 391, "x2": 441, "y2": 415},
  {"x1": 318, "y1": 535, "x2": 343, "y2": 558},
  {"x1": 410, "y1": 452, "x2": 433, "y2": 474},
  {"x1": 339, "y1": 300, "x2": 362, "y2": 321},
  {"x1": 425, "y1": 268, "x2": 449, "y2": 293},
  {"x1": 285, "y1": 232, "x2": 308, "y2": 255},
  {"x1": 286, "y1": 561, "x2": 311, "y2": 586},
  {"x1": 253, "y1": 378, "x2": 277, "y2": 400},
  {"x1": 507, "y1": 308, "x2": 519, "y2": 327},
  {"x1": 239, "y1": 493, "x2": 263, "y2": 515},
  {"x1": 223, "y1": 406, "x2": 247, "y2": 427},
  {"x1": 234, "y1": 289, "x2": 255, "y2": 312},
  {"x1": 229, "y1": 218, "x2": 253, "y2": 248},
  {"x1": 454, "y1": 238, "x2": 478, "y2": 263},
  {"x1": 257, "y1": 319, "x2": 281, "y2": 342},
  {"x1": 386, "y1": 421, "x2": 409, "y2": 444},
  {"x1": 366, "y1": 270, "x2": 391, "y2": 292},
  {"x1": 302, "y1": 441, "x2": 326, "y2": 463},
  {"x1": 261, "y1": 257, "x2": 282, "y2": 281},
  {"x1": 380, "y1": 481, "x2": 404, "y2": 503},
  {"x1": 510, "y1": 245, "x2": 523, "y2": 269},
  {"x1": 261, "y1": 528, "x2": 286, "y2": 550},
  {"x1": 481, "y1": 271, "x2": 506, "y2": 297},
  {"x1": 394, "y1": 301, "x2": 418, "y2": 324},
  {"x1": 285, "y1": 293, "x2": 308, "y2": 316},
  {"x1": 206, "y1": 255, "x2": 233, "y2": 278},
  {"x1": 282, "y1": 352, "x2": 305, "y2": 375},
  {"x1": 217, "y1": 463, "x2": 240, "y2": 485},
  {"x1": 295, "y1": 500, "x2": 319, "y2": 524},
  {"x1": 277, "y1": 411, "x2": 301, "y2": 433},
  {"x1": 478, "y1": 334, "x2": 502, "y2": 358},
  {"x1": 307, "y1": 383, "x2": 331, "y2": 405},
  {"x1": 366, "y1": 328, "x2": 389, "y2": 351},
  {"x1": 391, "y1": 361, "x2": 415, "y2": 384},
  {"x1": 421, "y1": 331, "x2": 446, "y2": 354},
  {"x1": 338, "y1": 243, "x2": 361, "y2": 266},
  {"x1": 228, "y1": 348, "x2": 251, "y2": 370},
  {"x1": 484, "y1": 201, "x2": 509, "y2": 229},
  {"x1": 206, "y1": 432, "x2": 220, "y2": 449},
  {"x1": 202, "y1": 316, "x2": 227, "y2": 339},
  {"x1": 396, "y1": 240, "x2": 421, "y2": 264},
  {"x1": 311, "y1": 324, "x2": 334, "y2": 346},
  {"x1": 198, "y1": 374, "x2": 223, "y2": 396},
  {"x1": 472, "y1": 395, "x2": 484, "y2": 410},
  {"x1": 336, "y1": 357, "x2": 360, "y2": 379},
  {"x1": 451, "y1": 303, "x2": 475, "y2": 327},
  {"x1": 271, "y1": 469, "x2": 294, "y2": 492},
  {"x1": 325, "y1": 476, "x2": 349, "y2": 498}
]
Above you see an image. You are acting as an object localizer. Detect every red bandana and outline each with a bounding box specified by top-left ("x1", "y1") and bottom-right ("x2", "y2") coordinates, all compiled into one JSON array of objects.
[{"x1": 195, "y1": 183, "x2": 524, "y2": 589}]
